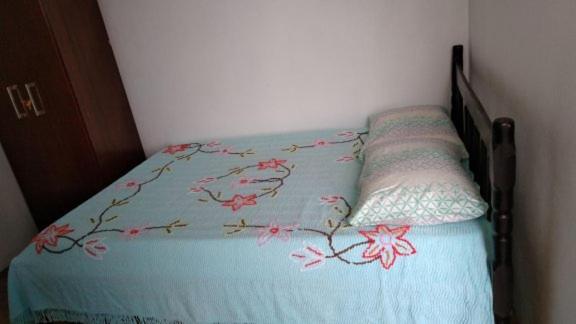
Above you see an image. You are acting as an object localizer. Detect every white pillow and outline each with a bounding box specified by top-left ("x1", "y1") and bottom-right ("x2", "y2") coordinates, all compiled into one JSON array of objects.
[{"x1": 350, "y1": 138, "x2": 487, "y2": 226}]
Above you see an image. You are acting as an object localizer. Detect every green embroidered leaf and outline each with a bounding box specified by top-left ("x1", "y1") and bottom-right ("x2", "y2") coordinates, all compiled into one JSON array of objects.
[
  {"x1": 105, "y1": 215, "x2": 118, "y2": 222},
  {"x1": 326, "y1": 219, "x2": 334, "y2": 228}
]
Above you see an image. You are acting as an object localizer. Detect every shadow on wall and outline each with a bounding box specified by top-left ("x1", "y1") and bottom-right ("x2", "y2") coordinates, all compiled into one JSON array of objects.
[
  {"x1": 0, "y1": 143, "x2": 37, "y2": 270},
  {"x1": 470, "y1": 50, "x2": 573, "y2": 323}
]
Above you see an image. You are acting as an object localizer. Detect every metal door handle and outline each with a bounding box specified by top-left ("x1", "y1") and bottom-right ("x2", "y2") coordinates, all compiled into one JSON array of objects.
[
  {"x1": 6, "y1": 84, "x2": 28, "y2": 119},
  {"x1": 24, "y1": 82, "x2": 46, "y2": 117}
]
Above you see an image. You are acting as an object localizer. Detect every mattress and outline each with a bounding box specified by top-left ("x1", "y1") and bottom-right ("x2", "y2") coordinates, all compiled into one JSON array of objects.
[{"x1": 9, "y1": 128, "x2": 493, "y2": 323}]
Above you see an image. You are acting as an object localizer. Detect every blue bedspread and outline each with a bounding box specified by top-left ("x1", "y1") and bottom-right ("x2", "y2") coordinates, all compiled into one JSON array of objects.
[{"x1": 9, "y1": 128, "x2": 493, "y2": 323}]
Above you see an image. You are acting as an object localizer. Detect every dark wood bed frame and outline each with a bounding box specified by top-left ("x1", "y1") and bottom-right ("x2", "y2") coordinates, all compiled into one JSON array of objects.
[{"x1": 450, "y1": 45, "x2": 516, "y2": 324}]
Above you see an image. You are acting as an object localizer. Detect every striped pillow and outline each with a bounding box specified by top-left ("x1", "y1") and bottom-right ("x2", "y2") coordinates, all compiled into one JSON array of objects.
[
  {"x1": 365, "y1": 106, "x2": 468, "y2": 158},
  {"x1": 350, "y1": 139, "x2": 488, "y2": 226}
]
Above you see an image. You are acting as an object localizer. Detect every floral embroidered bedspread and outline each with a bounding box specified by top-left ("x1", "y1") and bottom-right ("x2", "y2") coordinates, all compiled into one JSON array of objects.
[{"x1": 9, "y1": 128, "x2": 493, "y2": 324}]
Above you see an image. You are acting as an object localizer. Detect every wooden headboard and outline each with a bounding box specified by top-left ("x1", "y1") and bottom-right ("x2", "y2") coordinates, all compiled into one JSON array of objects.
[{"x1": 450, "y1": 45, "x2": 516, "y2": 324}]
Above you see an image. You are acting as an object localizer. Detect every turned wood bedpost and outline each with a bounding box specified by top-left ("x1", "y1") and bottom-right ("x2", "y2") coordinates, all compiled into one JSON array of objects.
[{"x1": 492, "y1": 118, "x2": 516, "y2": 323}]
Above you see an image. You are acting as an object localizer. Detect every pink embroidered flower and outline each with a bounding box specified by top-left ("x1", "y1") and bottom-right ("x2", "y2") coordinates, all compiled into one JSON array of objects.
[
  {"x1": 336, "y1": 156, "x2": 355, "y2": 162},
  {"x1": 206, "y1": 140, "x2": 221, "y2": 148},
  {"x1": 217, "y1": 146, "x2": 233, "y2": 155},
  {"x1": 116, "y1": 179, "x2": 140, "y2": 190},
  {"x1": 320, "y1": 195, "x2": 341, "y2": 205},
  {"x1": 122, "y1": 225, "x2": 147, "y2": 239},
  {"x1": 163, "y1": 144, "x2": 192, "y2": 155},
  {"x1": 189, "y1": 187, "x2": 204, "y2": 193},
  {"x1": 314, "y1": 139, "x2": 330, "y2": 147},
  {"x1": 231, "y1": 177, "x2": 254, "y2": 189},
  {"x1": 32, "y1": 224, "x2": 74, "y2": 254},
  {"x1": 197, "y1": 177, "x2": 216, "y2": 184},
  {"x1": 336, "y1": 131, "x2": 355, "y2": 138},
  {"x1": 221, "y1": 194, "x2": 257, "y2": 212},
  {"x1": 290, "y1": 242, "x2": 326, "y2": 271},
  {"x1": 83, "y1": 238, "x2": 108, "y2": 260},
  {"x1": 257, "y1": 158, "x2": 287, "y2": 170},
  {"x1": 359, "y1": 225, "x2": 416, "y2": 270},
  {"x1": 256, "y1": 222, "x2": 297, "y2": 246}
]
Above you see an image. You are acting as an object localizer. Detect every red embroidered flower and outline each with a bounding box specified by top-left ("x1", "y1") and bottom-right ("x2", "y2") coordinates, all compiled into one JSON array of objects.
[
  {"x1": 290, "y1": 242, "x2": 326, "y2": 271},
  {"x1": 122, "y1": 226, "x2": 147, "y2": 239},
  {"x1": 336, "y1": 156, "x2": 355, "y2": 163},
  {"x1": 337, "y1": 131, "x2": 355, "y2": 138},
  {"x1": 206, "y1": 140, "x2": 220, "y2": 148},
  {"x1": 217, "y1": 146, "x2": 233, "y2": 155},
  {"x1": 257, "y1": 158, "x2": 287, "y2": 170},
  {"x1": 83, "y1": 238, "x2": 108, "y2": 260},
  {"x1": 320, "y1": 195, "x2": 341, "y2": 204},
  {"x1": 221, "y1": 194, "x2": 257, "y2": 212},
  {"x1": 197, "y1": 177, "x2": 216, "y2": 184},
  {"x1": 359, "y1": 225, "x2": 416, "y2": 269},
  {"x1": 231, "y1": 177, "x2": 254, "y2": 189},
  {"x1": 314, "y1": 139, "x2": 330, "y2": 147},
  {"x1": 163, "y1": 144, "x2": 192, "y2": 155},
  {"x1": 256, "y1": 222, "x2": 297, "y2": 246},
  {"x1": 116, "y1": 179, "x2": 140, "y2": 190},
  {"x1": 32, "y1": 224, "x2": 74, "y2": 254}
]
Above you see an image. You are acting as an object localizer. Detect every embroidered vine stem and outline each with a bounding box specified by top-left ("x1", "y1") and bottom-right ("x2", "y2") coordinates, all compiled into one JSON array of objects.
[
  {"x1": 282, "y1": 131, "x2": 368, "y2": 155},
  {"x1": 199, "y1": 164, "x2": 291, "y2": 203},
  {"x1": 176, "y1": 143, "x2": 254, "y2": 160},
  {"x1": 223, "y1": 196, "x2": 374, "y2": 266},
  {"x1": 40, "y1": 141, "x2": 255, "y2": 256},
  {"x1": 42, "y1": 161, "x2": 183, "y2": 254}
]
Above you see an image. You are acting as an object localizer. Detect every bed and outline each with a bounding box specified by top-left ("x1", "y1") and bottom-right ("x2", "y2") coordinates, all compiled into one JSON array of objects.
[{"x1": 8, "y1": 45, "x2": 516, "y2": 323}]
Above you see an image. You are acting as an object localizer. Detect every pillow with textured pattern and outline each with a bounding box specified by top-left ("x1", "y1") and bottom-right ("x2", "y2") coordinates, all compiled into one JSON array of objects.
[
  {"x1": 365, "y1": 105, "x2": 468, "y2": 159},
  {"x1": 350, "y1": 138, "x2": 488, "y2": 226}
]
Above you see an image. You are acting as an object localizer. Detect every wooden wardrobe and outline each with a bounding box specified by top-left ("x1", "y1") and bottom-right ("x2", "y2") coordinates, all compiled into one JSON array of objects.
[{"x1": 0, "y1": 0, "x2": 144, "y2": 230}]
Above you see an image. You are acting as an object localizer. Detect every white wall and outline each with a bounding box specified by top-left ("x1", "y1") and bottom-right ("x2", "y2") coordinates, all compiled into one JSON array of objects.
[
  {"x1": 98, "y1": 0, "x2": 468, "y2": 155},
  {"x1": 470, "y1": 0, "x2": 576, "y2": 322},
  {"x1": 0, "y1": 143, "x2": 36, "y2": 271}
]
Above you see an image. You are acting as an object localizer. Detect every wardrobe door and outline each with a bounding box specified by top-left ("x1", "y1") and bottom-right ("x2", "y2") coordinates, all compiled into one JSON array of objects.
[
  {"x1": 0, "y1": 0, "x2": 99, "y2": 229},
  {"x1": 40, "y1": 0, "x2": 145, "y2": 183}
]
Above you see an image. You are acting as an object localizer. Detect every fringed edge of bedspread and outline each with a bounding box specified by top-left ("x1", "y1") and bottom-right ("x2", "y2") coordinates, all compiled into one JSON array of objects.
[{"x1": 11, "y1": 309, "x2": 184, "y2": 324}]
